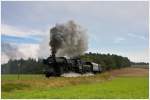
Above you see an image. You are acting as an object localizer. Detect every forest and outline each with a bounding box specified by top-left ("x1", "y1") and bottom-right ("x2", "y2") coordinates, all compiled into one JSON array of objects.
[{"x1": 2, "y1": 52, "x2": 131, "y2": 74}]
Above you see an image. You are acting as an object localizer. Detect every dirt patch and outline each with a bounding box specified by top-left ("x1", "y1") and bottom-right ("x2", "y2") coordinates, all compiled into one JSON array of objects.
[{"x1": 108, "y1": 67, "x2": 149, "y2": 77}]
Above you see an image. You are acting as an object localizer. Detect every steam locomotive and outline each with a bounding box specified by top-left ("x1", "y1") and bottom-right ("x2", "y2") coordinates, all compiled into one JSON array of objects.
[{"x1": 43, "y1": 55, "x2": 102, "y2": 77}]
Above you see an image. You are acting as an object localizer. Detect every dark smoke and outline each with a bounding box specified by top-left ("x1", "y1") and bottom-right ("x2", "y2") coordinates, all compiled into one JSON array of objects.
[{"x1": 49, "y1": 20, "x2": 88, "y2": 57}]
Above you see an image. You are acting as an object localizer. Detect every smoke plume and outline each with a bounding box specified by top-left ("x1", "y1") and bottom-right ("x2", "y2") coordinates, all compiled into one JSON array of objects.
[{"x1": 49, "y1": 20, "x2": 88, "y2": 57}]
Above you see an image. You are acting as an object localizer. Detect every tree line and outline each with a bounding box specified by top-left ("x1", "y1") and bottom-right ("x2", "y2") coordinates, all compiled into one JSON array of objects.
[
  {"x1": 131, "y1": 62, "x2": 149, "y2": 65},
  {"x1": 80, "y1": 52, "x2": 131, "y2": 71},
  {"x1": 1, "y1": 52, "x2": 131, "y2": 74},
  {"x1": 1, "y1": 58, "x2": 44, "y2": 74}
]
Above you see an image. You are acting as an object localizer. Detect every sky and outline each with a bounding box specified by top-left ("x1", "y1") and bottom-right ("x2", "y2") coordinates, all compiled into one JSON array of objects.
[{"x1": 1, "y1": 1, "x2": 149, "y2": 63}]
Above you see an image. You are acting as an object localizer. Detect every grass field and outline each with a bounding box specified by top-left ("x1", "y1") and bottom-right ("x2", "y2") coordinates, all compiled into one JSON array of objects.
[{"x1": 1, "y1": 67, "x2": 149, "y2": 99}]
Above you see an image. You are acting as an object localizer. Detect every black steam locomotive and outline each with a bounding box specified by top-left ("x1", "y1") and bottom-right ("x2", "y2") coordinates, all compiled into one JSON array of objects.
[{"x1": 43, "y1": 55, "x2": 102, "y2": 77}]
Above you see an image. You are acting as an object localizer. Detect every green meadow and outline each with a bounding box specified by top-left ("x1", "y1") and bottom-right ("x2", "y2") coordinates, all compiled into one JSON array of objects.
[{"x1": 1, "y1": 67, "x2": 149, "y2": 99}]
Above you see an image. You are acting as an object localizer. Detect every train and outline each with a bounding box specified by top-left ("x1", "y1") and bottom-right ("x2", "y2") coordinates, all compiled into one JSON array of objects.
[{"x1": 43, "y1": 55, "x2": 102, "y2": 77}]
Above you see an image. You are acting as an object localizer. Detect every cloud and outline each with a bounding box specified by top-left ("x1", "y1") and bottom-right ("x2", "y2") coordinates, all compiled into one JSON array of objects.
[
  {"x1": 1, "y1": 34, "x2": 41, "y2": 44},
  {"x1": 1, "y1": 40, "x2": 51, "y2": 64},
  {"x1": 114, "y1": 37, "x2": 125, "y2": 44},
  {"x1": 1, "y1": 42, "x2": 23, "y2": 60},
  {"x1": 1, "y1": 53, "x2": 11, "y2": 64},
  {"x1": 1, "y1": 24, "x2": 43, "y2": 37},
  {"x1": 1, "y1": 42, "x2": 40, "y2": 64},
  {"x1": 37, "y1": 30, "x2": 50, "y2": 58},
  {"x1": 123, "y1": 48, "x2": 149, "y2": 62},
  {"x1": 1, "y1": 42, "x2": 24, "y2": 64},
  {"x1": 18, "y1": 44, "x2": 40, "y2": 59},
  {"x1": 127, "y1": 33, "x2": 147, "y2": 40},
  {"x1": 1, "y1": 23, "x2": 52, "y2": 64},
  {"x1": 1, "y1": 25, "x2": 51, "y2": 64}
]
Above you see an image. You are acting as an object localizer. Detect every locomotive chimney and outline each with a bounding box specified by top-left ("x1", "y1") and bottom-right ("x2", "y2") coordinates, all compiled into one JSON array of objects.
[{"x1": 51, "y1": 47, "x2": 56, "y2": 58}]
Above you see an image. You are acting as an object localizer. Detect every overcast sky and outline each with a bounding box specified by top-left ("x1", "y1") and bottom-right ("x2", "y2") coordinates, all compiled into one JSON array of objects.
[{"x1": 1, "y1": 1, "x2": 149, "y2": 63}]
